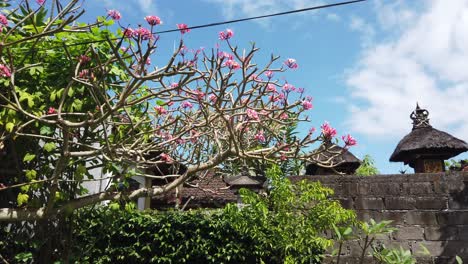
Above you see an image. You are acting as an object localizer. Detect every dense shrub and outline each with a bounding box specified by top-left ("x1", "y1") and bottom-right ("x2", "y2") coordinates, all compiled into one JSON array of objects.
[
  {"x1": 1, "y1": 166, "x2": 355, "y2": 263},
  {"x1": 71, "y1": 208, "x2": 257, "y2": 263}
]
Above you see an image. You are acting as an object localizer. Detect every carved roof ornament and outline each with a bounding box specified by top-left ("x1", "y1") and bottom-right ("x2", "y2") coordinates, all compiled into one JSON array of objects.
[{"x1": 410, "y1": 103, "x2": 431, "y2": 130}]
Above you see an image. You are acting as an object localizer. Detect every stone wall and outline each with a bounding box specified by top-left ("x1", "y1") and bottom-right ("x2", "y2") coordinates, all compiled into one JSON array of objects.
[{"x1": 291, "y1": 172, "x2": 468, "y2": 264}]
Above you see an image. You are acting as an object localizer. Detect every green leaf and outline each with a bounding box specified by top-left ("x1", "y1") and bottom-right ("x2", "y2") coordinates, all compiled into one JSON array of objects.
[
  {"x1": 5, "y1": 122, "x2": 14, "y2": 132},
  {"x1": 50, "y1": 91, "x2": 56, "y2": 102},
  {"x1": 109, "y1": 202, "x2": 120, "y2": 210},
  {"x1": 25, "y1": 170, "x2": 37, "y2": 180},
  {"x1": 27, "y1": 97, "x2": 35, "y2": 108},
  {"x1": 68, "y1": 87, "x2": 74, "y2": 97},
  {"x1": 40, "y1": 126, "x2": 53, "y2": 135},
  {"x1": 17, "y1": 193, "x2": 29, "y2": 206},
  {"x1": 456, "y1": 256, "x2": 463, "y2": 264},
  {"x1": 73, "y1": 99, "x2": 83, "y2": 111},
  {"x1": 23, "y1": 153, "x2": 36, "y2": 162},
  {"x1": 44, "y1": 142, "x2": 56, "y2": 152}
]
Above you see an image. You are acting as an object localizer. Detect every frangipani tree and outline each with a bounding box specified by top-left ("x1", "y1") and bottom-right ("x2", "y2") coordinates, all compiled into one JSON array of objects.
[{"x1": 0, "y1": 0, "x2": 356, "y2": 221}]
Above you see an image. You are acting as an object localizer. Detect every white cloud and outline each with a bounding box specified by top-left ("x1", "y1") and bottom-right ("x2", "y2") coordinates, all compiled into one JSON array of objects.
[
  {"x1": 349, "y1": 15, "x2": 375, "y2": 47},
  {"x1": 206, "y1": 0, "x2": 324, "y2": 27},
  {"x1": 346, "y1": 0, "x2": 468, "y2": 140}
]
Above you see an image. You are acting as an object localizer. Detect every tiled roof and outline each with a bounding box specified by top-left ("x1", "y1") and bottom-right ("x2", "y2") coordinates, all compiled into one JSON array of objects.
[{"x1": 151, "y1": 172, "x2": 238, "y2": 209}]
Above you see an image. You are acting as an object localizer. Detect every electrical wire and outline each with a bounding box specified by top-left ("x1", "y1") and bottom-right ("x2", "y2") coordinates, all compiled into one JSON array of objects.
[{"x1": 5, "y1": 0, "x2": 367, "y2": 51}]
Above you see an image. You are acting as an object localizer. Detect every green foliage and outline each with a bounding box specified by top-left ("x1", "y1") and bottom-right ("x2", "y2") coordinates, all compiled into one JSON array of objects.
[
  {"x1": 373, "y1": 246, "x2": 416, "y2": 264},
  {"x1": 224, "y1": 164, "x2": 356, "y2": 263},
  {"x1": 445, "y1": 159, "x2": 468, "y2": 171},
  {"x1": 72, "y1": 208, "x2": 257, "y2": 264},
  {"x1": 355, "y1": 154, "x2": 379, "y2": 176}
]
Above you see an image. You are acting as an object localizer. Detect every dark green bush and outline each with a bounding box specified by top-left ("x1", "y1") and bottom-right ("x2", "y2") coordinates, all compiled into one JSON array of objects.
[{"x1": 71, "y1": 208, "x2": 257, "y2": 264}]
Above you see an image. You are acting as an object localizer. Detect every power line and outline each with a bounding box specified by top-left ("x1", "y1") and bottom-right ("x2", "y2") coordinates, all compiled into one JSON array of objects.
[
  {"x1": 7, "y1": 0, "x2": 367, "y2": 51},
  {"x1": 156, "y1": 0, "x2": 366, "y2": 34}
]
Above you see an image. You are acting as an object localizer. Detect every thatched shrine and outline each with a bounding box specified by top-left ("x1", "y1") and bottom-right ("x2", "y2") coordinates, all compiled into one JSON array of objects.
[
  {"x1": 389, "y1": 104, "x2": 468, "y2": 173},
  {"x1": 305, "y1": 142, "x2": 361, "y2": 175}
]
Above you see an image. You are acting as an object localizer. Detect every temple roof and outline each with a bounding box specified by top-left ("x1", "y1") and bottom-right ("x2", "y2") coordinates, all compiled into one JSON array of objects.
[
  {"x1": 389, "y1": 104, "x2": 468, "y2": 163},
  {"x1": 389, "y1": 126, "x2": 468, "y2": 162},
  {"x1": 306, "y1": 143, "x2": 361, "y2": 174}
]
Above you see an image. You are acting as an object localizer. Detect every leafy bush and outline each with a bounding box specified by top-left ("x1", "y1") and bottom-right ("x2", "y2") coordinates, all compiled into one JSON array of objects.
[
  {"x1": 72, "y1": 208, "x2": 256, "y2": 263},
  {"x1": 355, "y1": 155, "x2": 379, "y2": 176}
]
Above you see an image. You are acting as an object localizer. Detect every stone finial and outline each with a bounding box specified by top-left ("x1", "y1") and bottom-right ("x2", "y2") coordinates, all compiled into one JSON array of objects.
[{"x1": 410, "y1": 103, "x2": 431, "y2": 130}]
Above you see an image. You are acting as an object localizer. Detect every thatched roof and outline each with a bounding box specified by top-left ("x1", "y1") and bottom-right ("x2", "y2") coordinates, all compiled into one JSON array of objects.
[
  {"x1": 389, "y1": 126, "x2": 468, "y2": 162},
  {"x1": 390, "y1": 104, "x2": 468, "y2": 163},
  {"x1": 306, "y1": 143, "x2": 361, "y2": 174}
]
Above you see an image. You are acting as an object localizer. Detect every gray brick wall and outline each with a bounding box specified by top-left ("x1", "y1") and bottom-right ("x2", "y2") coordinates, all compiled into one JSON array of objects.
[{"x1": 291, "y1": 172, "x2": 468, "y2": 264}]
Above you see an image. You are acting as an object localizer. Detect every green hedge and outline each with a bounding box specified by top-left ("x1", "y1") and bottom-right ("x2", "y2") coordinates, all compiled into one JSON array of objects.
[{"x1": 72, "y1": 208, "x2": 258, "y2": 264}]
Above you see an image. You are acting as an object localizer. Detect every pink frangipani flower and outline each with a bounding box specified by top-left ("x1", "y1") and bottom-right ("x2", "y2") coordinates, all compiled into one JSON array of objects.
[
  {"x1": 123, "y1": 28, "x2": 134, "y2": 38},
  {"x1": 154, "y1": 106, "x2": 167, "y2": 115},
  {"x1": 321, "y1": 122, "x2": 337, "y2": 139},
  {"x1": 254, "y1": 131, "x2": 266, "y2": 143},
  {"x1": 218, "y1": 51, "x2": 233, "y2": 60},
  {"x1": 177, "y1": 23, "x2": 190, "y2": 34},
  {"x1": 266, "y1": 84, "x2": 277, "y2": 93},
  {"x1": 284, "y1": 58, "x2": 298, "y2": 69},
  {"x1": 145, "y1": 15, "x2": 162, "y2": 26},
  {"x1": 302, "y1": 100, "x2": 313, "y2": 110},
  {"x1": 181, "y1": 101, "x2": 193, "y2": 109},
  {"x1": 0, "y1": 14, "x2": 8, "y2": 30},
  {"x1": 135, "y1": 27, "x2": 153, "y2": 40},
  {"x1": 246, "y1": 109, "x2": 260, "y2": 121},
  {"x1": 282, "y1": 83, "x2": 295, "y2": 92},
  {"x1": 107, "y1": 10, "x2": 121, "y2": 20},
  {"x1": 160, "y1": 153, "x2": 172, "y2": 163},
  {"x1": 36, "y1": 0, "x2": 45, "y2": 5},
  {"x1": 342, "y1": 134, "x2": 357, "y2": 147},
  {"x1": 47, "y1": 107, "x2": 56, "y2": 115},
  {"x1": 78, "y1": 55, "x2": 91, "y2": 64},
  {"x1": 0, "y1": 64, "x2": 11, "y2": 78},
  {"x1": 265, "y1": 70, "x2": 274, "y2": 79},
  {"x1": 223, "y1": 59, "x2": 240, "y2": 70},
  {"x1": 218, "y1": 29, "x2": 234, "y2": 40}
]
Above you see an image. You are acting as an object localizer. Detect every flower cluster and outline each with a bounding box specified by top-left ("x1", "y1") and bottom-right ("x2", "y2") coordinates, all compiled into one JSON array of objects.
[
  {"x1": 135, "y1": 27, "x2": 153, "y2": 40},
  {"x1": 0, "y1": 14, "x2": 8, "y2": 30},
  {"x1": 47, "y1": 107, "x2": 56, "y2": 115},
  {"x1": 0, "y1": 64, "x2": 11, "y2": 78},
  {"x1": 218, "y1": 29, "x2": 234, "y2": 40},
  {"x1": 145, "y1": 15, "x2": 162, "y2": 26},
  {"x1": 36, "y1": 0, "x2": 45, "y2": 5},
  {"x1": 177, "y1": 24, "x2": 190, "y2": 34},
  {"x1": 254, "y1": 130, "x2": 266, "y2": 143},
  {"x1": 223, "y1": 59, "x2": 240, "y2": 70},
  {"x1": 342, "y1": 134, "x2": 357, "y2": 147},
  {"x1": 246, "y1": 109, "x2": 260, "y2": 121},
  {"x1": 284, "y1": 58, "x2": 298, "y2": 69},
  {"x1": 107, "y1": 10, "x2": 121, "y2": 20},
  {"x1": 302, "y1": 100, "x2": 313, "y2": 110},
  {"x1": 181, "y1": 101, "x2": 193, "y2": 109},
  {"x1": 154, "y1": 106, "x2": 167, "y2": 115},
  {"x1": 321, "y1": 122, "x2": 337, "y2": 139},
  {"x1": 78, "y1": 55, "x2": 91, "y2": 64}
]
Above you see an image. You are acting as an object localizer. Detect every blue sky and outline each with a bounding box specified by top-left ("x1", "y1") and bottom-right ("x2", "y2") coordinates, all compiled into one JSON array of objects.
[{"x1": 81, "y1": 0, "x2": 468, "y2": 173}]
